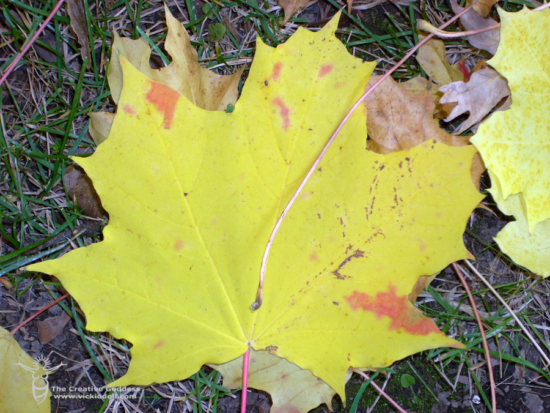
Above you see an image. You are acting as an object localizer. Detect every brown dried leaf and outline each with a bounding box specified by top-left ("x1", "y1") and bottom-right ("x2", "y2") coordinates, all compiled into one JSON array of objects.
[
  {"x1": 365, "y1": 75, "x2": 485, "y2": 188},
  {"x1": 366, "y1": 76, "x2": 464, "y2": 153},
  {"x1": 36, "y1": 313, "x2": 71, "y2": 344},
  {"x1": 89, "y1": 112, "x2": 115, "y2": 146},
  {"x1": 108, "y1": 6, "x2": 242, "y2": 109},
  {"x1": 64, "y1": 165, "x2": 105, "y2": 218},
  {"x1": 439, "y1": 67, "x2": 511, "y2": 134},
  {"x1": 451, "y1": 0, "x2": 500, "y2": 55},
  {"x1": 472, "y1": 0, "x2": 498, "y2": 18},
  {"x1": 279, "y1": 0, "x2": 310, "y2": 24},
  {"x1": 67, "y1": 0, "x2": 91, "y2": 68},
  {"x1": 416, "y1": 37, "x2": 464, "y2": 86}
]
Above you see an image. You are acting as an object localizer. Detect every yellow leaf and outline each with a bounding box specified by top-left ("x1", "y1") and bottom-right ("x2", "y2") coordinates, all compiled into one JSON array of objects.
[
  {"x1": 28, "y1": 14, "x2": 481, "y2": 403},
  {"x1": 416, "y1": 37, "x2": 464, "y2": 86},
  {"x1": 212, "y1": 350, "x2": 348, "y2": 412},
  {"x1": 0, "y1": 327, "x2": 51, "y2": 412},
  {"x1": 471, "y1": 8, "x2": 550, "y2": 232},
  {"x1": 489, "y1": 176, "x2": 550, "y2": 277}
]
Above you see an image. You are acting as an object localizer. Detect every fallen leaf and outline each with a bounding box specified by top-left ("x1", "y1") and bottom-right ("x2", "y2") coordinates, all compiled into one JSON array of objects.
[
  {"x1": 28, "y1": 13, "x2": 481, "y2": 405},
  {"x1": 108, "y1": 5, "x2": 242, "y2": 109},
  {"x1": 416, "y1": 37, "x2": 464, "y2": 85},
  {"x1": 93, "y1": 7, "x2": 242, "y2": 143},
  {"x1": 490, "y1": 176, "x2": 550, "y2": 277},
  {"x1": 471, "y1": 7, "x2": 550, "y2": 232},
  {"x1": 279, "y1": 0, "x2": 310, "y2": 24},
  {"x1": 88, "y1": 111, "x2": 115, "y2": 145},
  {"x1": 472, "y1": 0, "x2": 498, "y2": 17},
  {"x1": 213, "y1": 350, "x2": 349, "y2": 412},
  {"x1": 66, "y1": 0, "x2": 91, "y2": 68},
  {"x1": 451, "y1": 0, "x2": 500, "y2": 55},
  {"x1": 439, "y1": 67, "x2": 511, "y2": 134},
  {"x1": 36, "y1": 313, "x2": 71, "y2": 344},
  {"x1": 64, "y1": 165, "x2": 104, "y2": 218},
  {"x1": 365, "y1": 75, "x2": 485, "y2": 187},
  {"x1": 0, "y1": 326, "x2": 51, "y2": 412}
]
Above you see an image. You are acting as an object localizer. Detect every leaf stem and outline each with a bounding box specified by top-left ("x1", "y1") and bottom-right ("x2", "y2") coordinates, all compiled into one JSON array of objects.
[
  {"x1": 251, "y1": 3, "x2": 476, "y2": 311},
  {"x1": 452, "y1": 262, "x2": 496, "y2": 413},
  {"x1": 241, "y1": 348, "x2": 250, "y2": 413}
]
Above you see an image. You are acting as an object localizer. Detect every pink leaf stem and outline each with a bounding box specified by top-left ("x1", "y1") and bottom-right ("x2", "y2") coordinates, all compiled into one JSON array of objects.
[{"x1": 241, "y1": 348, "x2": 251, "y2": 413}]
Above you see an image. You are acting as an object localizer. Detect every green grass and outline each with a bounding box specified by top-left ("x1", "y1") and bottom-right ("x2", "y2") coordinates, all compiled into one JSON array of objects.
[{"x1": 1, "y1": 0, "x2": 549, "y2": 412}]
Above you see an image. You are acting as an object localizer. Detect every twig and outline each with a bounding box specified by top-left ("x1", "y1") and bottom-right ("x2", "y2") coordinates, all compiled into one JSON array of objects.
[
  {"x1": 0, "y1": 0, "x2": 66, "y2": 87},
  {"x1": 251, "y1": 3, "x2": 476, "y2": 310},
  {"x1": 354, "y1": 369, "x2": 407, "y2": 413},
  {"x1": 452, "y1": 262, "x2": 496, "y2": 413},
  {"x1": 417, "y1": 19, "x2": 500, "y2": 38},
  {"x1": 462, "y1": 260, "x2": 550, "y2": 367},
  {"x1": 10, "y1": 293, "x2": 70, "y2": 335}
]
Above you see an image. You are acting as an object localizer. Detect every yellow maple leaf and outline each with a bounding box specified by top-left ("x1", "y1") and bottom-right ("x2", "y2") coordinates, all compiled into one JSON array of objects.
[
  {"x1": 490, "y1": 176, "x2": 550, "y2": 277},
  {"x1": 470, "y1": 7, "x2": 550, "y2": 277},
  {"x1": 0, "y1": 327, "x2": 51, "y2": 412},
  {"x1": 471, "y1": 7, "x2": 550, "y2": 232},
  {"x1": 28, "y1": 14, "x2": 481, "y2": 401}
]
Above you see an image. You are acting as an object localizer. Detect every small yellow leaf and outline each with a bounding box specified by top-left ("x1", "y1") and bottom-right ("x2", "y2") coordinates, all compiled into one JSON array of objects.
[
  {"x1": 416, "y1": 37, "x2": 464, "y2": 86},
  {"x1": 213, "y1": 350, "x2": 347, "y2": 413},
  {"x1": 490, "y1": 176, "x2": 550, "y2": 277},
  {"x1": 0, "y1": 327, "x2": 51, "y2": 412}
]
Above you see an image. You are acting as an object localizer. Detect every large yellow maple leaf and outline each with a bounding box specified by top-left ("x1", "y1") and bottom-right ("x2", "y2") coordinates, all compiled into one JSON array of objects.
[
  {"x1": 471, "y1": 7, "x2": 550, "y2": 276},
  {"x1": 28, "y1": 15, "x2": 481, "y2": 400}
]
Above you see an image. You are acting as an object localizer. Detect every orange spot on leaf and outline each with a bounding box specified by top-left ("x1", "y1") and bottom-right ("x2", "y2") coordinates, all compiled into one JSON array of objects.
[
  {"x1": 272, "y1": 97, "x2": 291, "y2": 131},
  {"x1": 146, "y1": 81, "x2": 180, "y2": 128},
  {"x1": 345, "y1": 285, "x2": 440, "y2": 336},
  {"x1": 319, "y1": 64, "x2": 333, "y2": 77},
  {"x1": 271, "y1": 62, "x2": 283, "y2": 81},
  {"x1": 123, "y1": 104, "x2": 136, "y2": 115},
  {"x1": 174, "y1": 240, "x2": 186, "y2": 251},
  {"x1": 152, "y1": 339, "x2": 165, "y2": 349},
  {"x1": 417, "y1": 238, "x2": 427, "y2": 253},
  {"x1": 309, "y1": 251, "x2": 319, "y2": 262}
]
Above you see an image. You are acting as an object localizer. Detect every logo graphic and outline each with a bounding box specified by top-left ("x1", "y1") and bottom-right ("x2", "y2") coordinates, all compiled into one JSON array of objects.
[{"x1": 15, "y1": 356, "x2": 65, "y2": 404}]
